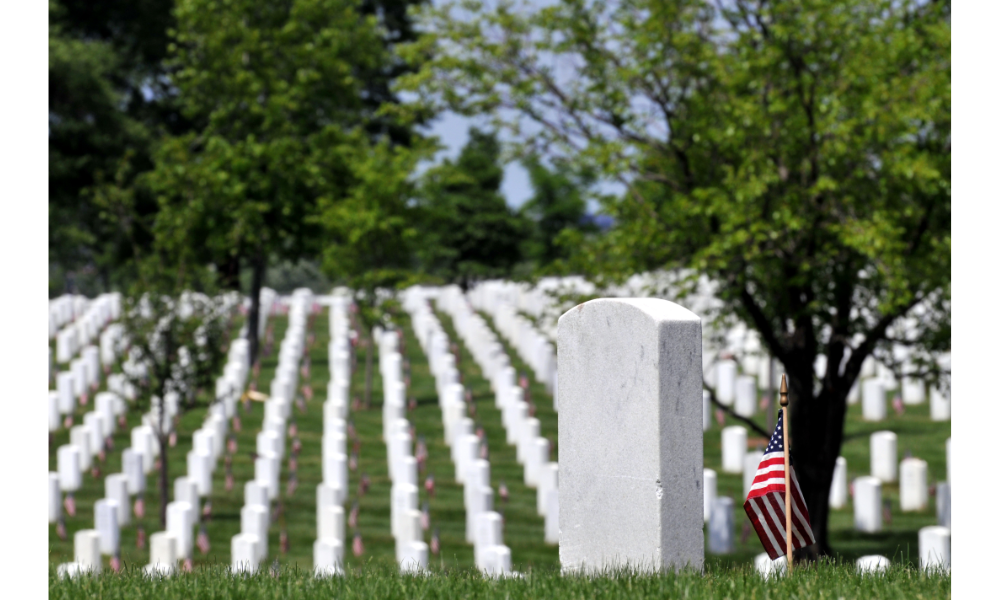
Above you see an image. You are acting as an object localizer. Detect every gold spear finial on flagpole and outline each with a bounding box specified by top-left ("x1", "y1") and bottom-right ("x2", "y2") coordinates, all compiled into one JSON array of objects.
[{"x1": 780, "y1": 374, "x2": 793, "y2": 573}]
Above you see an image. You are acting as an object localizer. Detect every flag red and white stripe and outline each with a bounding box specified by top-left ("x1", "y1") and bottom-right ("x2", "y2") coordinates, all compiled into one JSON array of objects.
[{"x1": 743, "y1": 411, "x2": 816, "y2": 559}]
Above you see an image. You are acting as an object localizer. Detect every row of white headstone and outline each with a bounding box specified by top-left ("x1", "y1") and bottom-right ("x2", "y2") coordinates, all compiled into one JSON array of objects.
[
  {"x1": 313, "y1": 295, "x2": 352, "y2": 577},
  {"x1": 233, "y1": 289, "x2": 312, "y2": 572},
  {"x1": 436, "y1": 287, "x2": 560, "y2": 545},
  {"x1": 468, "y1": 282, "x2": 557, "y2": 399},
  {"x1": 404, "y1": 288, "x2": 515, "y2": 576},
  {"x1": 52, "y1": 301, "x2": 129, "y2": 578},
  {"x1": 708, "y1": 356, "x2": 950, "y2": 423},
  {"x1": 52, "y1": 293, "x2": 122, "y2": 361},
  {"x1": 143, "y1": 307, "x2": 253, "y2": 576},
  {"x1": 371, "y1": 324, "x2": 429, "y2": 573}
]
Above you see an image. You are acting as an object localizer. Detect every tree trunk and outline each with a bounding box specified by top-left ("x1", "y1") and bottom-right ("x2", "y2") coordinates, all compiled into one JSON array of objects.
[
  {"x1": 219, "y1": 254, "x2": 241, "y2": 291},
  {"x1": 786, "y1": 368, "x2": 850, "y2": 557},
  {"x1": 158, "y1": 432, "x2": 170, "y2": 529},
  {"x1": 248, "y1": 251, "x2": 265, "y2": 368}
]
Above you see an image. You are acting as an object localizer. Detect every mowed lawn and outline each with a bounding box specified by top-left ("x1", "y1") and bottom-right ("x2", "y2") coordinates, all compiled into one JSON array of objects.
[
  {"x1": 49, "y1": 300, "x2": 950, "y2": 580},
  {"x1": 47, "y1": 561, "x2": 949, "y2": 599}
]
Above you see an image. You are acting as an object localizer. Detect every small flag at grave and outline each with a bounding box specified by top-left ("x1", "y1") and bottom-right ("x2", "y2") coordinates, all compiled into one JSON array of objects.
[
  {"x1": 431, "y1": 527, "x2": 440, "y2": 555},
  {"x1": 743, "y1": 376, "x2": 815, "y2": 564},
  {"x1": 348, "y1": 502, "x2": 359, "y2": 529},
  {"x1": 197, "y1": 524, "x2": 210, "y2": 554}
]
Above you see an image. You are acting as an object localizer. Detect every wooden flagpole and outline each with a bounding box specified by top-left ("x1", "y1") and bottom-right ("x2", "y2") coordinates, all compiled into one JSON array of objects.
[{"x1": 780, "y1": 374, "x2": 793, "y2": 573}]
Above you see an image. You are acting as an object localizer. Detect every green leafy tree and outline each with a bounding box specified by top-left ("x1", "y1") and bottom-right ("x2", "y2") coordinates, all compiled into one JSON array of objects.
[
  {"x1": 320, "y1": 139, "x2": 429, "y2": 406},
  {"x1": 402, "y1": 0, "x2": 951, "y2": 554},
  {"x1": 417, "y1": 128, "x2": 527, "y2": 289},
  {"x1": 48, "y1": 1, "x2": 153, "y2": 295},
  {"x1": 519, "y1": 154, "x2": 599, "y2": 270},
  {"x1": 146, "y1": 0, "x2": 405, "y2": 368},
  {"x1": 117, "y1": 287, "x2": 234, "y2": 527}
]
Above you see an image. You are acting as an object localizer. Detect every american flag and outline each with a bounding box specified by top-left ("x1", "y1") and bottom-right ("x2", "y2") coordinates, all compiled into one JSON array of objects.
[{"x1": 743, "y1": 411, "x2": 815, "y2": 560}]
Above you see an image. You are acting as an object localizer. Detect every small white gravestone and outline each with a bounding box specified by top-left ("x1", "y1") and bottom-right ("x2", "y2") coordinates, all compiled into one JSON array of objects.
[
  {"x1": 466, "y1": 487, "x2": 494, "y2": 544},
  {"x1": 122, "y1": 449, "x2": 145, "y2": 494},
  {"x1": 708, "y1": 497, "x2": 734, "y2": 554},
  {"x1": 936, "y1": 482, "x2": 950, "y2": 528},
  {"x1": 167, "y1": 502, "x2": 194, "y2": 559},
  {"x1": 475, "y1": 511, "x2": 504, "y2": 568},
  {"x1": 919, "y1": 526, "x2": 950, "y2": 572},
  {"x1": 557, "y1": 298, "x2": 704, "y2": 573},
  {"x1": 399, "y1": 541, "x2": 429, "y2": 574},
  {"x1": 899, "y1": 457, "x2": 928, "y2": 511},
  {"x1": 49, "y1": 473, "x2": 62, "y2": 523},
  {"x1": 754, "y1": 552, "x2": 787, "y2": 579},
  {"x1": 854, "y1": 476, "x2": 882, "y2": 533},
  {"x1": 481, "y1": 545, "x2": 513, "y2": 577},
  {"x1": 848, "y1": 380, "x2": 860, "y2": 405},
  {"x1": 313, "y1": 539, "x2": 344, "y2": 577},
  {"x1": 526, "y1": 437, "x2": 549, "y2": 487},
  {"x1": 930, "y1": 387, "x2": 950, "y2": 421},
  {"x1": 716, "y1": 360, "x2": 737, "y2": 406},
  {"x1": 105, "y1": 474, "x2": 130, "y2": 525},
  {"x1": 95, "y1": 499, "x2": 120, "y2": 555},
  {"x1": 862, "y1": 380, "x2": 886, "y2": 421},
  {"x1": 70, "y1": 426, "x2": 92, "y2": 470},
  {"x1": 538, "y1": 463, "x2": 558, "y2": 516},
  {"x1": 856, "y1": 554, "x2": 890, "y2": 574},
  {"x1": 175, "y1": 477, "x2": 200, "y2": 524},
  {"x1": 256, "y1": 455, "x2": 280, "y2": 501},
  {"x1": 722, "y1": 426, "x2": 747, "y2": 474},
  {"x1": 49, "y1": 392, "x2": 60, "y2": 432},
  {"x1": 544, "y1": 489, "x2": 559, "y2": 544},
  {"x1": 84, "y1": 413, "x2": 105, "y2": 456},
  {"x1": 946, "y1": 438, "x2": 950, "y2": 483},
  {"x1": 734, "y1": 376, "x2": 757, "y2": 418},
  {"x1": 241, "y1": 505, "x2": 269, "y2": 561},
  {"x1": 703, "y1": 468, "x2": 717, "y2": 524},
  {"x1": 74, "y1": 529, "x2": 102, "y2": 574},
  {"x1": 318, "y1": 505, "x2": 344, "y2": 542},
  {"x1": 231, "y1": 534, "x2": 260, "y2": 573},
  {"x1": 743, "y1": 451, "x2": 764, "y2": 501},
  {"x1": 870, "y1": 431, "x2": 897, "y2": 483},
  {"x1": 391, "y1": 484, "x2": 419, "y2": 539},
  {"x1": 187, "y1": 450, "x2": 213, "y2": 497},
  {"x1": 517, "y1": 418, "x2": 540, "y2": 465},
  {"x1": 902, "y1": 378, "x2": 925, "y2": 405},
  {"x1": 58, "y1": 445, "x2": 82, "y2": 492},
  {"x1": 145, "y1": 532, "x2": 178, "y2": 576},
  {"x1": 829, "y1": 457, "x2": 848, "y2": 510}
]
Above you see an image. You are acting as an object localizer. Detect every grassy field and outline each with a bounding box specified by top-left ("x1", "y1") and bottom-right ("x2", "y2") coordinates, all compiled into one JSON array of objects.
[
  {"x1": 47, "y1": 561, "x2": 949, "y2": 599},
  {"x1": 48, "y1": 298, "x2": 951, "y2": 590}
]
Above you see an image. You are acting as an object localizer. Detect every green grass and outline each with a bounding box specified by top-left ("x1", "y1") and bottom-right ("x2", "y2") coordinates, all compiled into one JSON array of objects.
[
  {"x1": 49, "y1": 301, "x2": 951, "y2": 583},
  {"x1": 47, "y1": 561, "x2": 950, "y2": 599}
]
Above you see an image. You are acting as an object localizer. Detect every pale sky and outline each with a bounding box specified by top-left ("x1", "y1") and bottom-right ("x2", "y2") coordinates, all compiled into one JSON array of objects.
[{"x1": 419, "y1": 110, "x2": 534, "y2": 209}]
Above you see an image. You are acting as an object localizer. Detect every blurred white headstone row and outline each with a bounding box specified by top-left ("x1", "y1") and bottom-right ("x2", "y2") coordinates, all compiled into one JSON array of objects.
[
  {"x1": 232, "y1": 288, "x2": 313, "y2": 574},
  {"x1": 404, "y1": 286, "x2": 525, "y2": 577},
  {"x1": 467, "y1": 275, "x2": 950, "y2": 427},
  {"x1": 435, "y1": 285, "x2": 560, "y2": 565},
  {"x1": 367, "y1": 318, "x2": 426, "y2": 575},
  {"x1": 467, "y1": 281, "x2": 558, "y2": 402},
  {"x1": 314, "y1": 292, "x2": 352, "y2": 577},
  {"x1": 55, "y1": 290, "x2": 257, "y2": 578}
]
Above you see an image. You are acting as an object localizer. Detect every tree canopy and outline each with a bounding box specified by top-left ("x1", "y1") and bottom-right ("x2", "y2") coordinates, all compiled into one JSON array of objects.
[
  {"x1": 400, "y1": 0, "x2": 951, "y2": 554},
  {"x1": 417, "y1": 128, "x2": 528, "y2": 289}
]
